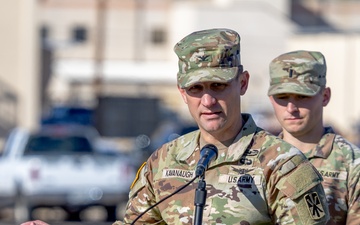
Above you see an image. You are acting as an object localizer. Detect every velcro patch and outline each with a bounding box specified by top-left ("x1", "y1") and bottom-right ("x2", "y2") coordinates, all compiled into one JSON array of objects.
[{"x1": 276, "y1": 162, "x2": 322, "y2": 200}]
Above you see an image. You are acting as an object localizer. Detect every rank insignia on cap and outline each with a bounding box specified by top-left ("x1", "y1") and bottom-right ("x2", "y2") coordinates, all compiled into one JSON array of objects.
[
  {"x1": 197, "y1": 55, "x2": 210, "y2": 62},
  {"x1": 304, "y1": 192, "x2": 325, "y2": 220},
  {"x1": 288, "y1": 68, "x2": 294, "y2": 78}
]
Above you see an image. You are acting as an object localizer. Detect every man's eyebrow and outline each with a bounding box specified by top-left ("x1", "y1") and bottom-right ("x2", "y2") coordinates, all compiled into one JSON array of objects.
[{"x1": 274, "y1": 94, "x2": 288, "y2": 97}]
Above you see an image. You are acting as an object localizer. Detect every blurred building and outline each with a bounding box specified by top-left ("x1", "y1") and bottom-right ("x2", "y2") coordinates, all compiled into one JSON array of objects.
[
  {"x1": 0, "y1": 0, "x2": 360, "y2": 143},
  {"x1": 0, "y1": 1, "x2": 39, "y2": 136}
]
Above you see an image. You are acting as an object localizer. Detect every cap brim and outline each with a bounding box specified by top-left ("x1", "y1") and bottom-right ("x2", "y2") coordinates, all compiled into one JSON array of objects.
[
  {"x1": 178, "y1": 67, "x2": 239, "y2": 88},
  {"x1": 267, "y1": 82, "x2": 321, "y2": 96}
]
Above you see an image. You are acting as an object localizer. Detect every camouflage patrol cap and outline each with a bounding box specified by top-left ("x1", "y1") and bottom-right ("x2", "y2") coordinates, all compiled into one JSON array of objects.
[
  {"x1": 174, "y1": 28, "x2": 243, "y2": 88},
  {"x1": 267, "y1": 50, "x2": 327, "y2": 96}
]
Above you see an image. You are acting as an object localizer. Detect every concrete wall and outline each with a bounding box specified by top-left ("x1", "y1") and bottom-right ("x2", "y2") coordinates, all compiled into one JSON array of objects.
[{"x1": 0, "y1": 0, "x2": 40, "y2": 131}]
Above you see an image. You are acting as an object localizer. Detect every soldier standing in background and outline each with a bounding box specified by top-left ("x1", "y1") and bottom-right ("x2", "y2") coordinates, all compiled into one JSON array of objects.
[{"x1": 267, "y1": 50, "x2": 360, "y2": 224}]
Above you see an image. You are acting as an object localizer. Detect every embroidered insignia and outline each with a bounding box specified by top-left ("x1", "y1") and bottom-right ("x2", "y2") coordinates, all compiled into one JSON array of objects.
[
  {"x1": 238, "y1": 149, "x2": 258, "y2": 166},
  {"x1": 233, "y1": 167, "x2": 254, "y2": 174},
  {"x1": 239, "y1": 157, "x2": 253, "y2": 166},
  {"x1": 219, "y1": 174, "x2": 262, "y2": 186},
  {"x1": 243, "y1": 149, "x2": 259, "y2": 157},
  {"x1": 237, "y1": 174, "x2": 253, "y2": 188},
  {"x1": 289, "y1": 68, "x2": 294, "y2": 77},
  {"x1": 197, "y1": 55, "x2": 210, "y2": 62},
  {"x1": 304, "y1": 192, "x2": 325, "y2": 219},
  {"x1": 162, "y1": 169, "x2": 195, "y2": 179},
  {"x1": 130, "y1": 162, "x2": 146, "y2": 189},
  {"x1": 318, "y1": 170, "x2": 347, "y2": 180}
]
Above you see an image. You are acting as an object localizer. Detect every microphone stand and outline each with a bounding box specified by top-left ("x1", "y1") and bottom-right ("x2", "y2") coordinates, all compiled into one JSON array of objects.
[{"x1": 194, "y1": 175, "x2": 207, "y2": 225}]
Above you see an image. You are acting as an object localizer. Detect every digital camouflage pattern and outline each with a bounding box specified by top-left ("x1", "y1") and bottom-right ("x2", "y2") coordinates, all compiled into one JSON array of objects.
[
  {"x1": 113, "y1": 114, "x2": 329, "y2": 225},
  {"x1": 268, "y1": 50, "x2": 327, "y2": 96},
  {"x1": 174, "y1": 28, "x2": 242, "y2": 88},
  {"x1": 279, "y1": 127, "x2": 360, "y2": 224}
]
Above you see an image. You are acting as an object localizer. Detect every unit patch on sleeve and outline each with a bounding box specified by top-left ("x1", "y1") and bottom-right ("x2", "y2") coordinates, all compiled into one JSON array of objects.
[{"x1": 304, "y1": 192, "x2": 325, "y2": 220}]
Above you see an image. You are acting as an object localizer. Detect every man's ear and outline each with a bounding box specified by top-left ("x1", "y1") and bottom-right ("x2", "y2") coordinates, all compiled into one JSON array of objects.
[
  {"x1": 239, "y1": 71, "x2": 250, "y2": 95},
  {"x1": 177, "y1": 85, "x2": 188, "y2": 104},
  {"x1": 322, "y1": 87, "x2": 331, "y2": 107}
]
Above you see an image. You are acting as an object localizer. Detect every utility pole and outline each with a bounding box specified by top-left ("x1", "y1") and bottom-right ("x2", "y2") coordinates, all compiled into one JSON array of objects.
[
  {"x1": 134, "y1": 0, "x2": 144, "y2": 61},
  {"x1": 93, "y1": 0, "x2": 107, "y2": 99}
]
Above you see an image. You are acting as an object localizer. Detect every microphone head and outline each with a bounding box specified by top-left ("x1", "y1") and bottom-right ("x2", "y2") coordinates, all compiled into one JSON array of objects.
[
  {"x1": 200, "y1": 144, "x2": 218, "y2": 158},
  {"x1": 195, "y1": 144, "x2": 218, "y2": 177}
]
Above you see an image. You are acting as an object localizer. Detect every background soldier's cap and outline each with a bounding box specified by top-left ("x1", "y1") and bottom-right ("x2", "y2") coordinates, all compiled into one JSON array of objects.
[
  {"x1": 174, "y1": 28, "x2": 242, "y2": 88},
  {"x1": 267, "y1": 50, "x2": 327, "y2": 96}
]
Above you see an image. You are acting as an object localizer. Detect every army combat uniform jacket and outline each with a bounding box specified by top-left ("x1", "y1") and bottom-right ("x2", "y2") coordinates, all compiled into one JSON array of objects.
[
  {"x1": 279, "y1": 127, "x2": 360, "y2": 225},
  {"x1": 114, "y1": 114, "x2": 329, "y2": 225}
]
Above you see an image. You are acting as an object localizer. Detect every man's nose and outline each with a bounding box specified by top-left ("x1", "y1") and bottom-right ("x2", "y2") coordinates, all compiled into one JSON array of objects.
[
  {"x1": 201, "y1": 93, "x2": 216, "y2": 106},
  {"x1": 286, "y1": 101, "x2": 298, "y2": 112}
]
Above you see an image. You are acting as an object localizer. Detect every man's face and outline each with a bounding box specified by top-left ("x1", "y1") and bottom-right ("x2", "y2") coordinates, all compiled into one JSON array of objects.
[
  {"x1": 178, "y1": 72, "x2": 249, "y2": 139},
  {"x1": 269, "y1": 88, "x2": 330, "y2": 137}
]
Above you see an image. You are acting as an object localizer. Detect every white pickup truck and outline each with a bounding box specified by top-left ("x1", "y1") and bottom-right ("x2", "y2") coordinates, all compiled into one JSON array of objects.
[{"x1": 0, "y1": 124, "x2": 138, "y2": 223}]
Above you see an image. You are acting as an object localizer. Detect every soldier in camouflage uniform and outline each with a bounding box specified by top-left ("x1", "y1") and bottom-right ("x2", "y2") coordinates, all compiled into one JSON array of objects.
[
  {"x1": 21, "y1": 30, "x2": 329, "y2": 225},
  {"x1": 112, "y1": 29, "x2": 329, "y2": 225},
  {"x1": 267, "y1": 50, "x2": 360, "y2": 224}
]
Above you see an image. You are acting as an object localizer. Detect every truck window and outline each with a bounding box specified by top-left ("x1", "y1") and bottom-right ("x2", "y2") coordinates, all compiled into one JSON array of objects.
[{"x1": 24, "y1": 136, "x2": 93, "y2": 155}]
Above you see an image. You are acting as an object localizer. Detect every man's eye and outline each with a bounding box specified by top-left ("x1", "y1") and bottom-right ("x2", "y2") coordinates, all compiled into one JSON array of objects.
[
  {"x1": 297, "y1": 95, "x2": 309, "y2": 100},
  {"x1": 296, "y1": 95, "x2": 311, "y2": 101},
  {"x1": 188, "y1": 85, "x2": 203, "y2": 93},
  {"x1": 211, "y1": 83, "x2": 227, "y2": 90},
  {"x1": 275, "y1": 95, "x2": 288, "y2": 100}
]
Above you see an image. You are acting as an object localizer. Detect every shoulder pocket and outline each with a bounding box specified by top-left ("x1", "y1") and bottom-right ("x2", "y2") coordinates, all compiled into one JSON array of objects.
[{"x1": 276, "y1": 161, "x2": 322, "y2": 200}]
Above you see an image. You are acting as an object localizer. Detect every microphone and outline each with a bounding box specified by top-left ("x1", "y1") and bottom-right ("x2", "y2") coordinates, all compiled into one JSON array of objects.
[
  {"x1": 130, "y1": 144, "x2": 218, "y2": 224},
  {"x1": 195, "y1": 144, "x2": 218, "y2": 177}
]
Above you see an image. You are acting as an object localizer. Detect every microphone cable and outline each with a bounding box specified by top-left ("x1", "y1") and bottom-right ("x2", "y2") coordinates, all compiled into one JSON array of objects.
[
  {"x1": 130, "y1": 144, "x2": 217, "y2": 224},
  {"x1": 130, "y1": 175, "x2": 198, "y2": 225}
]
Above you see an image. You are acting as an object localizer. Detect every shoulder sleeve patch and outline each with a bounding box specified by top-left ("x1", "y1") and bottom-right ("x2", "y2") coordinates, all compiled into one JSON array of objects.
[
  {"x1": 304, "y1": 192, "x2": 326, "y2": 220},
  {"x1": 130, "y1": 162, "x2": 147, "y2": 189},
  {"x1": 129, "y1": 162, "x2": 147, "y2": 198}
]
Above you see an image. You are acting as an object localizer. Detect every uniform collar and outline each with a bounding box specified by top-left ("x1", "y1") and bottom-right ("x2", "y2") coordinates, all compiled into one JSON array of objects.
[
  {"x1": 307, "y1": 127, "x2": 336, "y2": 159},
  {"x1": 223, "y1": 113, "x2": 256, "y2": 162},
  {"x1": 176, "y1": 113, "x2": 257, "y2": 164},
  {"x1": 176, "y1": 130, "x2": 201, "y2": 162},
  {"x1": 278, "y1": 127, "x2": 335, "y2": 159}
]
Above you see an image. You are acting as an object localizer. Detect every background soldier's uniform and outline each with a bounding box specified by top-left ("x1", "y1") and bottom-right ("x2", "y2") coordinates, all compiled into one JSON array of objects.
[
  {"x1": 279, "y1": 127, "x2": 360, "y2": 224},
  {"x1": 268, "y1": 50, "x2": 360, "y2": 224},
  {"x1": 113, "y1": 114, "x2": 329, "y2": 225}
]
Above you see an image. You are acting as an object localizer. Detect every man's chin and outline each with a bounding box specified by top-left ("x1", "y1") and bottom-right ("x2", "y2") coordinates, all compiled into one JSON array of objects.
[
  {"x1": 201, "y1": 124, "x2": 223, "y2": 134},
  {"x1": 286, "y1": 128, "x2": 306, "y2": 137},
  {"x1": 283, "y1": 123, "x2": 304, "y2": 132}
]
